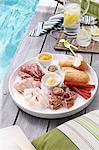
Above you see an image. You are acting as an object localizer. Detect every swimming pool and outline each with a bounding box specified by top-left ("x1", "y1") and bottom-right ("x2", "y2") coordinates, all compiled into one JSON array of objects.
[{"x1": 0, "y1": 0, "x2": 39, "y2": 81}]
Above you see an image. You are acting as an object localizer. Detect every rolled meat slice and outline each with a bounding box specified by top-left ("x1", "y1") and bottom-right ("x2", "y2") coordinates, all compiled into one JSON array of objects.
[{"x1": 52, "y1": 87, "x2": 64, "y2": 96}]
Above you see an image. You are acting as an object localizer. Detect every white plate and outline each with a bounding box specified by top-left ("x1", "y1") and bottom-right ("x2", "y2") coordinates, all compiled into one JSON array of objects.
[{"x1": 9, "y1": 54, "x2": 98, "y2": 118}]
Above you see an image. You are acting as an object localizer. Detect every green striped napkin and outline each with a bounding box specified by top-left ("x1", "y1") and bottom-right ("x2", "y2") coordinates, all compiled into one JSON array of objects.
[{"x1": 32, "y1": 110, "x2": 99, "y2": 150}]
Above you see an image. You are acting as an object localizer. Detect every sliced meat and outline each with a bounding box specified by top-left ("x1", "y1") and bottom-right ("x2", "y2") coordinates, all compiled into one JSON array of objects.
[
  {"x1": 49, "y1": 103, "x2": 62, "y2": 110},
  {"x1": 49, "y1": 97, "x2": 61, "y2": 106},
  {"x1": 18, "y1": 71, "x2": 32, "y2": 79},
  {"x1": 61, "y1": 83, "x2": 68, "y2": 91},
  {"x1": 14, "y1": 83, "x2": 25, "y2": 94},
  {"x1": 33, "y1": 77, "x2": 41, "y2": 81},
  {"x1": 30, "y1": 67, "x2": 40, "y2": 78},
  {"x1": 48, "y1": 85, "x2": 77, "y2": 110},
  {"x1": 33, "y1": 80, "x2": 41, "y2": 88},
  {"x1": 62, "y1": 99, "x2": 74, "y2": 109},
  {"x1": 52, "y1": 87, "x2": 64, "y2": 96},
  {"x1": 21, "y1": 63, "x2": 44, "y2": 80},
  {"x1": 14, "y1": 78, "x2": 33, "y2": 94},
  {"x1": 70, "y1": 91, "x2": 77, "y2": 101},
  {"x1": 31, "y1": 64, "x2": 42, "y2": 77}
]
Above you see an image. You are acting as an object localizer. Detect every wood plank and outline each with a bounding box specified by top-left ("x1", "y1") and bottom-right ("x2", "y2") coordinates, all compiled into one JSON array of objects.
[
  {"x1": 0, "y1": 93, "x2": 18, "y2": 128},
  {"x1": 16, "y1": 111, "x2": 49, "y2": 141},
  {"x1": 41, "y1": 32, "x2": 66, "y2": 54}
]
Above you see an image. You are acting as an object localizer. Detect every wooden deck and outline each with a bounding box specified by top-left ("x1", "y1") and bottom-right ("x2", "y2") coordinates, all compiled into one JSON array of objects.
[{"x1": 0, "y1": 0, "x2": 99, "y2": 141}]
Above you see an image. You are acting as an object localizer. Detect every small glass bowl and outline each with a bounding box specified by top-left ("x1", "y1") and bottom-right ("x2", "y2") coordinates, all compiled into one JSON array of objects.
[{"x1": 76, "y1": 27, "x2": 91, "y2": 47}]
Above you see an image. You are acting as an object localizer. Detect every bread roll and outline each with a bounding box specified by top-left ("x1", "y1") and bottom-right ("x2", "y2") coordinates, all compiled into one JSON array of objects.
[
  {"x1": 62, "y1": 67, "x2": 77, "y2": 70},
  {"x1": 59, "y1": 59, "x2": 74, "y2": 68},
  {"x1": 64, "y1": 69, "x2": 89, "y2": 83},
  {"x1": 59, "y1": 58, "x2": 88, "y2": 71}
]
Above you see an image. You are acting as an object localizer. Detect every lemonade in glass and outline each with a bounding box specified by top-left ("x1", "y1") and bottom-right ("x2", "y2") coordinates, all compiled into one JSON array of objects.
[{"x1": 64, "y1": 0, "x2": 89, "y2": 36}]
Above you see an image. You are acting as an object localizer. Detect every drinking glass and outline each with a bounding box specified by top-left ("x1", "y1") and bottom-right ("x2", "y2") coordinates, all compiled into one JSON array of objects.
[
  {"x1": 76, "y1": 27, "x2": 91, "y2": 47},
  {"x1": 63, "y1": 0, "x2": 90, "y2": 36}
]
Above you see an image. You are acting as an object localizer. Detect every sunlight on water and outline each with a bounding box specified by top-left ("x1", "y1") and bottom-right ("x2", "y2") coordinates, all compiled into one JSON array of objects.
[{"x1": 0, "y1": 0, "x2": 39, "y2": 81}]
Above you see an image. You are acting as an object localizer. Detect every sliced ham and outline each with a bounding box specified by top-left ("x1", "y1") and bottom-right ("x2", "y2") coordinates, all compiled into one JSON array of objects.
[{"x1": 20, "y1": 63, "x2": 44, "y2": 81}]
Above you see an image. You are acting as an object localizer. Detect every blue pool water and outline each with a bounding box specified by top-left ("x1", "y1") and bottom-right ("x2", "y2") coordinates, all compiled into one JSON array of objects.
[{"x1": 0, "y1": 0, "x2": 39, "y2": 81}]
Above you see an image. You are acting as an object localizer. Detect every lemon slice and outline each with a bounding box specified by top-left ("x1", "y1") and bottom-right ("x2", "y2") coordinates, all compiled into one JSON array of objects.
[{"x1": 64, "y1": 13, "x2": 80, "y2": 26}]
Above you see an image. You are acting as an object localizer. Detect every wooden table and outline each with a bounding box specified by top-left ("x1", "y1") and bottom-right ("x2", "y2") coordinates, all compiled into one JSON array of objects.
[{"x1": 1, "y1": 0, "x2": 99, "y2": 141}]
